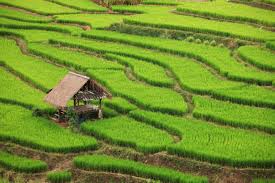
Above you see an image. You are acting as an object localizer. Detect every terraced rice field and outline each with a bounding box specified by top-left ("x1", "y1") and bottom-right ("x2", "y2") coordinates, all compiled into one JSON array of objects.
[{"x1": 0, "y1": 0, "x2": 274, "y2": 182}]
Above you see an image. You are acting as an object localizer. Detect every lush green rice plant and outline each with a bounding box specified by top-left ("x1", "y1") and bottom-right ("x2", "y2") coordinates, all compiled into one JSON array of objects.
[
  {"x1": 0, "y1": 38, "x2": 68, "y2": 92},
  {"x1": 73, "y1": 154, "x2": 208, "y2": 183},
  {"x1": 193, "y1": 95, "x2": 275, "y2": 134},
  {"x1": 28, "y1": 43, "x2": 123, "y2": 72},
  {"x1": 0, "y1": 17, "x2": 83, "y2": 34},
  {"x1": 0, "y1": 17, "x2": 71, "y2": 33},
  {"x1": 105, "y1": 53, "x2": 174, "y2": 87},
  {"x1": 109, "y1": 23, "x2": 219, "y2": 46},
  {"x1": 0, "y1": 177, "x2": 9, "y2": 183},
  {"x1": 123, "y1": 10, "x2": 275, "y2": 42},
  {"x1": 49, "y1": 34, "x2": 275, "y2": 108},
  {"x1": 0, "y1": 151, "x2": 47, "y2": 173},
  {"x1": 81, "y1": 116, "x2": 174, "y2": 153},
  {"x1": 111, "y1": 5, "x2": 172, "y2": 15},
  {"x1": 47, "y1": 171, "x2": 72, "y2": 183},
  {"x1": 90, "y1": 100, "x2": 119, "y2": 118},
  {"x1": 86, "y1": 69, "x2": 187, "y2": 115},
  {"x1": 30, "y1": 37, "x2": 184, "y2": 115},
  {"x1": 101, "y1": 0, "x2": 142, "y2": 5},
  {"x1": 112, "y1": 5, "x2": 146, "y2": 14},
  {"x1": 81, "y1": 30, "x2": 275, "y2": 86},
  {"x1": 262, "y1": 0, "x2": 275, "y2": 5},
  {"x1": 47, "y1": 0, "x2": 107, "y2": 12},
  {"x1": 253, "y1": 179, "x2": 275, "y2": 183},
  {"x1": 102, "y1": 106, "x2": 119, "y2": 118},
  {"x1": 0, "y1": 8, "x2": 52, "y2": 23},
  {"x1": 0, "y1": 104, "x2": 98, "y2": 153},
  {"x1": 238, "y1": 45, "x2": 275, "y2": 71},
  {"x1": 129, "y1": 110, "x2": 275, "y2": 168},
  {"x1": 176, "y1": 1, "x2": 275, "y2": 26},
  {"x1": 0, "y1": 67, "x2": 49, "y2": 109},
  {"x1": 0, "y1": 0, "x2": 79, "y2": 15},
  {"x1": 104, "y1": 97, "x2": 137, "y2": 113},
  {"x1": 261, "y1": 0, "x2": 275, "y2": 5},
  {"x1": 142, "y1": 0, "x2": 179, "y2": 5},
  {"x1": 54, "y1": 14, "x2": 127, "y2": 29},
  {"x1": 266, "y1": 41, "x2": 275, "y2": 51},
  {"x1": 0, "y1": 28, "x2": 70, "y2": 42}
]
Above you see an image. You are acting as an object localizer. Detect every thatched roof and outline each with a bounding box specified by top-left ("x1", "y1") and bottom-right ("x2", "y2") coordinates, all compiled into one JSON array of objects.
[{"x1": 44, "y1": 72, "x2": 111, "y2": 108}]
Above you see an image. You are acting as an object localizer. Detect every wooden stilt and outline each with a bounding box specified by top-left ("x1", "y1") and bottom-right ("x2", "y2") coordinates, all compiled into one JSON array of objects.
[
  {"x1": 58, "y1": 109, "x2": 61, "y2": 122},
  {"x1": 99, "y1": 98, "x2": 102, "y2": 109}
]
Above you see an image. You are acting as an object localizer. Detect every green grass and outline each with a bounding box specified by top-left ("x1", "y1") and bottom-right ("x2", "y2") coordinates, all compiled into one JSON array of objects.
[
  {"x1": 54, "y1": 14, "x2": 127, "y2": 28},
  {"x1": 0, "y1": 0, "x2": 79, "y2": 15},
  {"x1": 86, "y1": 69, "x2": 187, "y2": 115},
  {"x1": 28, "y1": 43, "x2": 123, "y2": 71},
  {"x1": 129, "y1": 110, "x2": 275, "y2": 168},
  {"x1": 0, "y1": 104, "x2": 98, "y2": 153},
  {"x1": 104, "y1": 97, "x2": 138, "y2": 113},
  {"x1": 106, "y1": 53, "x2": 174, "y2": 87},
  {"x1": 47, "y1": 170, "x2": 72, "y2": 183},
  {"x1": 81, "y1": 116, "x2": 174, "y2": 153},
  {"x1": 82, "y1": 30, "x2": 275, "y2": 86},
  {"x1": 176, "y1": 1, "x2": 275, "y2": 26},
  {"x1": 73, "y1": 154, "x2": 208, "y2": 183},
  {"x1": 123, "y1": 9, "x2": 275, "y2": 42},
  {"x1": 238, "y1": 46, "x2": 275, "y2": 71},
  {"x1": 48, "y1": 0, "x2": 107, "y2": 12},
  {"x1": 49, "y1": 34, "x2": 275, "y2": 108},
  {"x1": 0, "y1": 67, "x2": 49, "y2": 109},
  {"x1": 0, "y1": 7, "x2": 52, "y2": 23},
  {"x1": 193, "y1": 95, "x2": 275, "y2": 134},
  {"x1": 0, "y1": 38, "x2": 68, "y2": 92},
  {"x1": 0, "y1": 151, "x2": 47, "y2": 173}
]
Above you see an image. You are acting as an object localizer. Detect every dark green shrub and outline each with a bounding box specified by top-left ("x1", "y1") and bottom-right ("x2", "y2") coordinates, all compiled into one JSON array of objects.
[
  {"x1": 218, "y1": 43, "x2": 224, "y2": 48},
  {"x1": 186, "y1": 36, "x2": 194, "y2": 42},
  {"x1": 210, "y1": 40, "x2": 217, "y2": 46},
  {"x1": 203, "y1": 40, "x2": 210, "y2": 45},
  {"x1": 195, "y1": 38, "x2": 202, "y2": 44}
]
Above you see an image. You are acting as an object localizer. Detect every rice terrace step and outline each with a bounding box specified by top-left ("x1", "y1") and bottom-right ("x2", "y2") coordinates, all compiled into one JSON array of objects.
[{"x1": 0, "y1": 0, "x2": 274, "y2": 182}]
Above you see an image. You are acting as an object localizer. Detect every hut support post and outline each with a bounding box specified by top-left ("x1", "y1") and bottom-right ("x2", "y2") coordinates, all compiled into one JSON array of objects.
[
  {"x1": 58, "y1": 109, "x2": 61, "y2": 122},
  {"x1": 73, "y1": 96, "x2": 76, "y2": 107},
  {"x1": 99, "y1": 98, "x2": 102, "y2": 109}
]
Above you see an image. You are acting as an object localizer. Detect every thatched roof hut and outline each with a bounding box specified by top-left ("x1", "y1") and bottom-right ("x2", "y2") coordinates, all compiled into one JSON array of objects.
[{"x1": 45, "y1": 72, "x2": 111, "y2": 121}]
